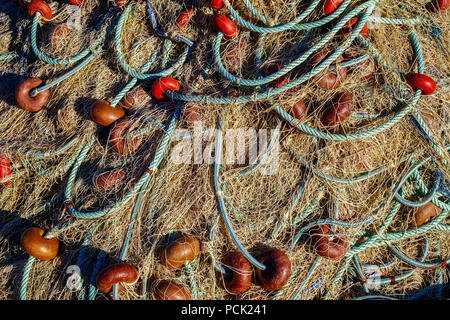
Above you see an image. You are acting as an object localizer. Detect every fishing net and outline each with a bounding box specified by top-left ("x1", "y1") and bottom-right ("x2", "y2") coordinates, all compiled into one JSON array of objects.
[{"x1": 0, "y1": 0, "x2": 448, "y2": 300}]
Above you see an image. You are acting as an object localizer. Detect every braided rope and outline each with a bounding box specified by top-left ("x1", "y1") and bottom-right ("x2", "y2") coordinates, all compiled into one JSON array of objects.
[
  {"x1": 114, "y1": 2, "x2": 191, "y2": 80},
  {"x1": 214, "y1": 117, "x2": 266, "y2": 270},
  {"x1": 290, "y1": 257, "x2": 321, "y2": 300},
  {"x1": 65, "y1": 106, "x2": 181, "y2": 219},
  {"x1": 30, "y1": 6, "x2": 102, "y2": 65},
  {"x1": 19, "y1": 256, "x2": 35, "y2": 300}
]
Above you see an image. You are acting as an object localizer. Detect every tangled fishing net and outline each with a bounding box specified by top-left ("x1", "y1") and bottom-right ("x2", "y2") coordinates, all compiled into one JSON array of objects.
[{"x1": 0, "y1": 0, "x2": 449, "y2": 300}]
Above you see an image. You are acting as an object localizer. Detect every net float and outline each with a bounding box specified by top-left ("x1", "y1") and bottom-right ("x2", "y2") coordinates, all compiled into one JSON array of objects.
[
  {"x1": 153, "y1": 281, "x2": 191, "y2": 300},
  {"x1": 427, "y1": 0, "x2": 450, "y2": 12},
  {"x1": 56, "y1": 103, "x2": 78, "y2": 130},
  {"x1": 410, "y1": 202, "x2": 442, "y2": 227},
  {"x1": 310, "y1": 224, "x2": 349, "y2": 259},
  {"x1": 93, "y1": 170, "x2": 125, "y2": 192},
  {"x1": 49, "y1": 24, "x2": 71, "y2": 49},
  {"x1": 323, "y1": 0, "x2": 344, "y2": 15},
  {"x1": 221, "y1": 251, "x2": 252, "y2": 295},
  {"x1": 119, "y1": 94, "x2": 134, "y2": 109},
  {"x1": 281, "y1": 99, "x2": 307, "y2": 131},
  {"x1": 183, "y1": 103, "x2": 202, "y2": 129},
  {"x1": 109, "y1": 118, "x2": 143, "y2": 155},
  {"x1": 90, "y1": 100, "x2": 125, "y2": 127},
  {"x1": 357, "y1": 60, "x2": 374, "y2": 80},
  {"x1": 254, "y1": 248, "x2": 291, "y2": 291},
  {"x1": 161, "y1": 235, "x2": 201, "y2": 270},
  {"x1": 27, "y1": 0, "x2": 52, "y2": 19},
  {"x1": 68, "y1": 0, "x2": 81, "y2": 5},
  {"x1": 151, "y1": 77, "x2": 180, "y2": 100},
  {"x1": 212, "y1": 14, "x2": 238, "y2": 39},
  {"x1": 96, "y1": 263, "x2": 139, "y2": 294},
  {"x1": 224, "y1": 42, "x2": 247, "y2": 72},
  {"x1": 354, "y1": 143, "x2": 376, "y2": 171},
  {"x1": 15, "y1": 78, "x2": 50, "y2": 112},
  {"x1": 321, "y1": 92, "x2": 353, "y2": 127},
  {"x1": 343, "y1": 17, "x2": 359, "y2": 29},
  {"x1": 291, "y1": 99, "x2": 308, "y2": 123},
  {"x1": 344, "y1": 49, "x2": 374, "y2": 79},
  {"x1": 311, "y1": 49, "x2": 347, "y2": 90},
  {"x1": 119, "y1": 86, "x2": 150, "y2": 108},
  {"x1": 116, "y1": 0, "x2": 129, "y2": 6},
  {"x1": 342, "y1": 24, "x2": 369, "y2": 39},
  {"x1": 348, "y1": 59, "x2": 374, "y2": 80},
  {"x1": 405, "y1": 73, "x2": 436, "y2": 95},
  {"x1": 176, "y1": 9, "x2": 196, "y2": 29},
  {"x1": 419, "y1": 109, "x2": 441, "y2": 133},
  {"x1": 263, "y1": 62, "x2": 290, "y2": 88},
  {"x1": 210, "y1": 0, "x2": 223, "y2": 9},
  {"x1": 341, "y1": 19, "x2": 369, "y2": 39},
  {"x1": 0, "y1": 155, "x2": 13, "y2": 185},
  {"x1": 20, "y1": 227, "x2": 59, "y2": 261}
]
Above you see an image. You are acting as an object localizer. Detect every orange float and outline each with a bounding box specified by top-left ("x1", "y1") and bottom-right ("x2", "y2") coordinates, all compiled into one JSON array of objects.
[
  {"x1": 15, "y1": 78, "x2": 50, "y2": 112},
  {"x1": 90, "y1": 100, "x2": 125, "y2": 126},
  {"x1": 0, "y1": 156, "x2": 13, "y2": 185},
  {"x1": 20, "y1": 227, "x2": 59, "y2": 260},
  {"x1": 109, "y1": 118, "x2": 143, "y2": 155},
  {"x1": 96, "y1": 264, "x2": 139, "y2": 294},
  {"x1": 27, "y1": 0, "x2": 52, "y2": 20}
]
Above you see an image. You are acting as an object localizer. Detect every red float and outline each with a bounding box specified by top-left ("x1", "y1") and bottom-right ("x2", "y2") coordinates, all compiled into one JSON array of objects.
[
  {"x1": 20, "y1": 227, "x2": 59, "y2": 261},
  {"x1": 109, "y1": 118, "x2": 143, "y2": 155},
  {"x1": 405, "y1": 73, "x2": 436, "y2": 95},
  {"x1": 93, "y1": 170, "x2": 125, "y2": 192},
  {"x1": 161, "y1": 236, "x2": 201, "y2": 270},
  {"x1": 183, "y1": 103, "x2": 202, "y2": 128},
  {"x1": 68, "y1": 0, "x2": 81, "y2": 5},
  {"x1": 57, "y1": 103, "x2": 78, "y2": 130},
  {"x1": 323, "y1": 0, "x2": 344, "y2": 15},
  {"x1": 341, "y1": 20, "x2": 369, "y2": 39},
  {"x1": 427, "y1": 0, "x2": 450, "y2": 12},
  {"x1": 221, "y1": 252, "x2": 252, "y2": 295},
  {"x1": 49, "y1": 24, "x2": 71, "y2": 49},
  {"x1": 357, "y1": 60, "x2": 374, "y2": 80},
  {"x1": 311, "y1": 49, "x2": 347, "y2": 90},
  {"x1": 344, "y1": 49, "x2": 374, "y2": 80},
  {"x1": 119, "y1": 86, "x2": 150, "y2": 108},
  {"x1": 151, "y1": 77, "x2": 180, "y2": 100},
  {"x1": 96, "y1": 264, "x2": 139, "y2": 294},
  {"x1": 212, "y1": 14, "x2": 238, "y2": 39},
  {"x1": 343, "y1": 17, "x2": 359, "y2": 29},
  {"x1": 153, "y1": 281, "x2": 191, "y2": 300},
  {"x1": 0, "y1": 156, "x2": 13, "y2": 185},
  {"x1": 310, "y1": 224, "x2": 349, "y2": 259},
  {"x1": 254, "y1": 248, "x2": 291, "y2": 291},
  {"x1": 210, "y1": 0, "x2": 223, "y2": 10},
  {"x1": 224, "y1": 42, "x2": 247, "y2": 72},
  {"x1": 321, "y1": 92, "x2": 353, "y2": 126},
  {"x1": 176, "y1": 9, "x2": 196, "y2": 29},
  {"x1": 291, "y1": 99, "x2": 307, "y2": 122},
  {"x1": 27, "y1": 0, "x2": 52, "y2": 19},
  {"x1": 15, "y1": 78, "x2": 50, "y2": 112},
  {"x1": 263, "y1": 63, "x2": 289, "y2": 88}
]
